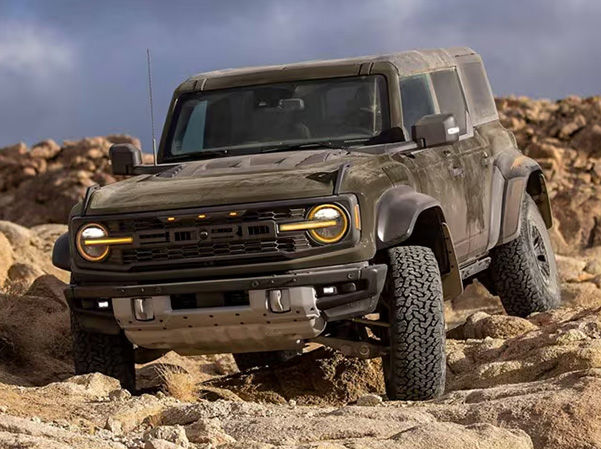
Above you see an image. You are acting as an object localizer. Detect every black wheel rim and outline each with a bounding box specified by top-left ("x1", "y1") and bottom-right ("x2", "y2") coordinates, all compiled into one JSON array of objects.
[{"x1": 529, "y1": 221, "x2": 551, "y2": 284}]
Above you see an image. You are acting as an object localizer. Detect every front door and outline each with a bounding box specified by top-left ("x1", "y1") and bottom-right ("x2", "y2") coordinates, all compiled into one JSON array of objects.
[
  {"x1": 399, "y1": 72, "x2": 470, "y2": 262},
  {"x1": 410, "y1": 144, "x2": 470, "y2": 262}
]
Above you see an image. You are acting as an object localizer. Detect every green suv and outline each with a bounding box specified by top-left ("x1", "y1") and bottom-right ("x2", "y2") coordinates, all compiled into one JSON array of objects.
[{"x1": 53, "y1": 47, "x2": 560, "y2": 400}]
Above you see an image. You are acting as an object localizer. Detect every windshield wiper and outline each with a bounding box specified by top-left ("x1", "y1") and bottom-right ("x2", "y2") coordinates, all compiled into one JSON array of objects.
[
  {"x1": 166, "y1": 149, "x2": 231, "y2": 162},
  {"x1": 260, "y1": 141, "x2": 349, "y2": 153}
]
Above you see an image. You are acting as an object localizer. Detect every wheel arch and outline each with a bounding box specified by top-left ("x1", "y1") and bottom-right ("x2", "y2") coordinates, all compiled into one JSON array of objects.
[
  {"x1": 375, "y1": 186, "x2": 463, "y2": 300},
  {"x1": 495, "y1": 153, "x2": 553, "y2": 245},
  {"x1": 52, "y1": 232, "x2": 72, "y2": 271}
]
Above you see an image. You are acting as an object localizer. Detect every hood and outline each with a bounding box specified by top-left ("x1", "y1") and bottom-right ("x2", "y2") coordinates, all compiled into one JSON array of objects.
[{"x1": 87, "y1": 149, "x2": 384, "y2": 215}]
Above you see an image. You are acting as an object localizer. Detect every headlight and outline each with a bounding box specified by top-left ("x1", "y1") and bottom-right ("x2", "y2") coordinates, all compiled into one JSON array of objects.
[
  {"x1": 307, "y1": 204, "x2": 349, "y2": 244},
  {"x1": 76, "y1": 223, "x2": 110, "y2": 261}
]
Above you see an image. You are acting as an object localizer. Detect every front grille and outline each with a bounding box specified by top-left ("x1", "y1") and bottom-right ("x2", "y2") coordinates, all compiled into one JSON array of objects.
[
  {"x1": 103, "y1": 205, "x2": 312, "y2": 269},
  {"x1": 119, "y1": 235, "x2": 310, "y2": 265}
]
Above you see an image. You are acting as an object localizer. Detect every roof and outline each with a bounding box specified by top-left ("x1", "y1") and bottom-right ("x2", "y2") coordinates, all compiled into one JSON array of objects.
[{"x1": 175, "y1": 47, "x2": 477, "y2": 94}]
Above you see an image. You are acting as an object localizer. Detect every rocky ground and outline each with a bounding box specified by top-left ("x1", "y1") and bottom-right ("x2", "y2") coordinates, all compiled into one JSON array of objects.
[{"x1": 1, "y1": 96, "x2": 601, "y2": 448}]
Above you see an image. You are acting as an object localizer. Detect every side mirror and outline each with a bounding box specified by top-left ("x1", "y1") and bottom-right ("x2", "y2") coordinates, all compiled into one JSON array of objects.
[
  {"x1": 411, "y1": 113, "x2": 460, "y2": 149},
  {"x1": 109, "y1": 144, "x2": 143, "y2": 175}
]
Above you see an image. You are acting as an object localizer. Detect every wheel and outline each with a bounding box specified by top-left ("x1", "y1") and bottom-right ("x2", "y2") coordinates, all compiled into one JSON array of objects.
[
  {"x1": 490, "y1": 194, "x2": 560, "y2": 317},
  {"x1": 71, "y1": 311, "x2": 136, "y2": 392},
  {"x1": 233, "y1": 350, "x2": 299, "y2": 371},
  {"x1": 381, "y1": 246, "x2": 446, "y2": 401}
]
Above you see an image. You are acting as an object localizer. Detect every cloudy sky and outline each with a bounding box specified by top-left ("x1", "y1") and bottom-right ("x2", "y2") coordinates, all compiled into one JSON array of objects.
[{"x1": 0, "y1": 0, "x2": 600, "y2": 151}]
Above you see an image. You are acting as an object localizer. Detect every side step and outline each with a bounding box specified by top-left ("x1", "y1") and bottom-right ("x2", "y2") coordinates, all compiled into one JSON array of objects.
[{"x1": 460, "y1": 257, "x2": 491, "y2": 280}]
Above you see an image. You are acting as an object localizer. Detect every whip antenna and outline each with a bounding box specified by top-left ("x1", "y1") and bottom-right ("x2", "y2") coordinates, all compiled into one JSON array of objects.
[{"x1": 146, "y1": 49, "x2": 157, "y2": 165}]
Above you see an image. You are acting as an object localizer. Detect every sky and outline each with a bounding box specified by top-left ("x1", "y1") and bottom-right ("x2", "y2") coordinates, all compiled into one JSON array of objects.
[{"x1": 0, "y1": 0, "x2": 600, "y2": 152}]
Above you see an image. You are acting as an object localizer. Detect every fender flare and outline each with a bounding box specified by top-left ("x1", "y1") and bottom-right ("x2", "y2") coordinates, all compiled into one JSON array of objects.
[
  {"x1": 375, "y1": 185, "x2": 462, "y2": 300},
  {"x1": 495, "y1": 152, "x2": 552, "y2": 245},
  {"x1": 52, "y1": 233, "x2": 71, "y2": 271}
]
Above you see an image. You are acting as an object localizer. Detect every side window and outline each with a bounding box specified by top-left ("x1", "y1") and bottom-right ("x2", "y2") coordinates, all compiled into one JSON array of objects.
[
  {"x1": 399, "y1": 74, "x2": 435, "y2": 133},
  {"x1": 459, "y1": 61, "x2": 497, "y2": 122},
  {"x1": 431, "y1": 69, "x2": 468, "y2": 133}
]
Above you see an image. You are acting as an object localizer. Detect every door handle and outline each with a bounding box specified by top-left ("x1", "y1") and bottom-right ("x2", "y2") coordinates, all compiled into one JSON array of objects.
[{"x1": 443, "y1": 149, "x2": 452, "y2": 157}]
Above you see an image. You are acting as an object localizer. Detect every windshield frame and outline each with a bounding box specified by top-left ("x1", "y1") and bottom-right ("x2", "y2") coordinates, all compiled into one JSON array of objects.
[{"x1": 159, "y1": 75, "x2": 391, "y2": 164}]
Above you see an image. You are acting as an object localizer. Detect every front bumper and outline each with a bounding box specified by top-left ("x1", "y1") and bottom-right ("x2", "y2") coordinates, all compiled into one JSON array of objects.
[{"x1": 66, "y1": 263, "x2": 387, "y2": 354}]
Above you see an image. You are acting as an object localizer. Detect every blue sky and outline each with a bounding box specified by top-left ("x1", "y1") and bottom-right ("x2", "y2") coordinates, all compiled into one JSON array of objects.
[{"x1": 0, "y1": 0, "x2": 600, "y2": 151}]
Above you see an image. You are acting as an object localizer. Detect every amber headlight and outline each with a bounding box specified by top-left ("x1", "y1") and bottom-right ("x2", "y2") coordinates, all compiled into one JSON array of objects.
[
  {"x1": 76, "y1": 224, "x2": 110, "y2": 261},
  {"x1": 306, "y1": 204, "x2": 349, "y2": 244}
]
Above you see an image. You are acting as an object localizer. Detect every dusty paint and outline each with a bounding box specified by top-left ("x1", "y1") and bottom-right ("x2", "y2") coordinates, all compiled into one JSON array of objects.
[{"x1": 73, "y1": 48, "x2": 546, "y2": 285}]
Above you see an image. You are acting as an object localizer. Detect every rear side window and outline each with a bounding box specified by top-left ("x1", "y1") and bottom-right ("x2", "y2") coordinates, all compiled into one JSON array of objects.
[
  {"x1": 459, "y1": 61, "x2": 497, "y2": 123},
  {"x1": 431, "y1": 69, "x2": 468, "y2": 133},
  {"x1": 399, "y1": 74, "x2": 435, "y2": 132}
]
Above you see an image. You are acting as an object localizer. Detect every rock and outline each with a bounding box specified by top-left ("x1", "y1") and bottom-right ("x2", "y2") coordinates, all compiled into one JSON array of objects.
[
  {"x1": 206, "y1": 347, "x2": 384, "y2": 406},
  {"x1": 446, "y1": 307, "x2": 601, "y2": 391},
  {"x1": 0, "y1": 232, "x2": 14, "y2": 286},
  {"x1": 185, "y1": 418, "x2": 236, "y2": 445},
  {"x1": 561, "y1": 282, "x2": 601, "y2": 308},
  {"x1": 585, "y1": 257, "x2": 601, "y2": 276},
  {"x1": 458, "y1": 312, "x2": 539, "y2": 340},
  {"x1": 6, "y1": 263, "x2": 44, "y2": 291},
  {"x1": 144, "y1": 425, "x2": 189, "y2": 448},
  {"x1": 355, "y1": 393, "x2": 383, "y2": 406},
  {"x1": 25, "y1": 275, "x2": 67, "y2": 307},
  {"x1": 65, "y1": 373, "x2": 121, "y2": 398},
  {"x1": 0, "y1": 136, "x2": 138, "y2": 226},
  {"x1": 556, "y1": 255, "x2": 588, "y2": 282},
  {"x1": 144, "y1": 438, "x2": 181, "y2": 449},
  {"x1": 30, "y1": 139, "x2": 61, "y2": 159},
  {"x1": 0, "y1": 221, "x2": 31, "y2": 251},
  {"x1": 108, "y1": 388, "x2": 132, "y2": 402},
  {"x1": 0, "y1": 414, "x2": 126, "y2": 449},
  {"x1": 214, "y1": 354, "x2": 239, "y2": 375},
  {"x1": 105, "y1": 416, "x2": 123, "y2": 434},
  {"x1": 389, "y1": 422, "x2": 533, "y2": 449}
]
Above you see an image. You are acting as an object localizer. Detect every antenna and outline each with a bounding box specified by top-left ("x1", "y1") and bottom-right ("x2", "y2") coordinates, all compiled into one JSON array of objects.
[{"x1": 146, "y1": 49, "x2": 157, "y2": 165}]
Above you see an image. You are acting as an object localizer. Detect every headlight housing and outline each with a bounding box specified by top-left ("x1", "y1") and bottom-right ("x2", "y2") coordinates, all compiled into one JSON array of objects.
[
  {"x1": 307, "y1": 204, "x2": 349, "y2": 244},
  {"x1": 76, "y1": 223, "x2": 110, "y2": 262}
]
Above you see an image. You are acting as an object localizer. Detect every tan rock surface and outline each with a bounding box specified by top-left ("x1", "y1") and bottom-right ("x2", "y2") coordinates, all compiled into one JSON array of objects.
[{"x1": 1, "y1": 97, "x2": 601, "y2": 447}]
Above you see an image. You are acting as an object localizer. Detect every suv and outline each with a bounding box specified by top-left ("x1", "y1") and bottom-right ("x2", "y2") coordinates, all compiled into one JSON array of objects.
[{"x1": 53, "y1": 47, "x2": 560, "y2": 401}]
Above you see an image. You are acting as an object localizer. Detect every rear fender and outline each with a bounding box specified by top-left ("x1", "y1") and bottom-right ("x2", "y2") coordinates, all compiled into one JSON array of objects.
[{"x1": 495, "y1": 153, "x2": 552, "y2": 245}]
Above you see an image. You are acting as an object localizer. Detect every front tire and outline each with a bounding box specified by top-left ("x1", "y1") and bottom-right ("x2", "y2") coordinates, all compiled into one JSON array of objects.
[
  {"x1": 490, "y1": 195, "x2": 560, "y2": 317},
  {"x1": 71, "y1": 311, "x2": 136, "y2": 392},
  {"x1": 381, "y1": 246, "x2": 446, "y2": 401}
]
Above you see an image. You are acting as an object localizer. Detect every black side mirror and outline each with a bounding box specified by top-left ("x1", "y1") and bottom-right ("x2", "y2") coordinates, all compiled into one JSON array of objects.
[
  {"x1": 109, "y1": 144, "x2": 143, "y2": 175},
  {"x1": 411, "y1": 113, "x2": 460, "y2": 149}
]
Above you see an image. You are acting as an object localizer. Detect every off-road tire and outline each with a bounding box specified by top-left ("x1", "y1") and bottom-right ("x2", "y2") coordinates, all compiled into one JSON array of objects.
[
  {"x1": 490, "y1": 195, "x2": 560, "y2": 317},
  {"x1": 381, "y1": 246, "x2": 446, "y2": 401},
  {"x1": 233, "y1": 350, "x2": 299, "y2": 371},
  {"x1": 71, "y1": 311, "x2": 136, "y2": 392}
]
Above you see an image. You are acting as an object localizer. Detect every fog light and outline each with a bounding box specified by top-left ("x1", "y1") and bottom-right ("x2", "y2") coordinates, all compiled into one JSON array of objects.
[
  {"x1": 322, "y1": 286, "x2": 338, "y2": 296},
  {"x1": 97, "y1": 300, "x2": 110, "y2": 309},
  {"x1": 133, "y1": 298, "x2": 154, "y2": 321}
]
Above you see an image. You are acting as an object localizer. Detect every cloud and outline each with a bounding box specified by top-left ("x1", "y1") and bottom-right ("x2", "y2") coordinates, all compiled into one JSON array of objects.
[
  {"x1": 0, "y1": 0, "x2": 599, "y2": 150},
  {"x1": 0, "y1": 21, "x2": 75, "y2": 84}
]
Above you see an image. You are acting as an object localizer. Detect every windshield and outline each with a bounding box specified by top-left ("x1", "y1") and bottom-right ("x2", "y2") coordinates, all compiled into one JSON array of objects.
[{"x1": 163, "y1": 75, "x2": 389, "y2": 162}]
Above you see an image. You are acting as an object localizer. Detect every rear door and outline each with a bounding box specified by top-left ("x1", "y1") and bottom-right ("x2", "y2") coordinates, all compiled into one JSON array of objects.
[{"x1": 398, "y1": 74, "x2": 470, "y2": 261}]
